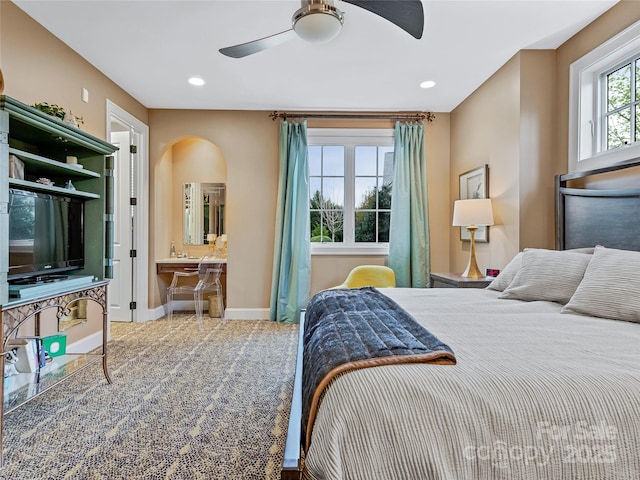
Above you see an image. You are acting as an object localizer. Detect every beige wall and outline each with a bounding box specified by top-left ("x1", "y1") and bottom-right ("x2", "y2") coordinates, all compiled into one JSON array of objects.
[
  {"x1": 149, "y1": 109, "x2": 280, "y2": 311},
  {"x1": 449, "y1": 0, "x2": 640, "y2": 274},
  {"x1": 150, "y1": 112, "x2": 451, "y2": 311},
  {"x1": 0, "y1": 2, "x2": 147, "y2": 136},
  {"x1": 555, "y1": 0, "x2": 640, "y2": 171},
  {"x1": 450, "y1": 50, "x2": 558, "y2": 272},
  {"x1": 450, "y1": 55, "x2": 522, "y2": 272},
  {"x1": 0, "y1": 3, "x2": 147, "y2": 337}
]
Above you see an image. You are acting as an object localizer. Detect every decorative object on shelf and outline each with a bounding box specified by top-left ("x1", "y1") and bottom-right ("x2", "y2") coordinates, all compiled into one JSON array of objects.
[
  {"x1": 66, "y1": 155, "x2": 78, "y2": 165},
  {"x1": 32, "y1": 102, "x2": 66, "y2": 120},
  {"x1": 458, "y1": 164, "x2": 490, "y2": 242},
  {"x1": 36, "y1": 177, "x2": 54, "y2": 186},
  {"x1": 65, "y1": 180, "x2": 76, "y2": 190},
  {"x1": 8, "y1": 154, "x2": 24, "y2": 180},
  {"x1": 63, "y1": 111, "x2": 84, "y2": 127},
  {"x1": 4, "y1": 350, "x2": 19, "y2": 377},
  {"x1": 170, "y1": 241, "x2": 177, "y2": 258},
  {"x1": 207, "y1": 233, "x2": 217, "y2": 255},
  {"x1": 32, "y1": 102, "x2": 84, "y2": 127},
  {"x1": 42, "y1": 334, "x2": 67, "y2": 358},
  {"x1": 452, "y1": 198, "x2": 494, "y2": 278}
]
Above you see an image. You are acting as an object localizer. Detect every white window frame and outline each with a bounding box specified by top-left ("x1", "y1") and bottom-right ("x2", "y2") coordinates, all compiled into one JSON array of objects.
[
  {"x1": 569, "y1": 20, "x2": 640, "y2": 172},
  {"x1": 308, "y1": 128, "x2": 394, "y2": 256}
]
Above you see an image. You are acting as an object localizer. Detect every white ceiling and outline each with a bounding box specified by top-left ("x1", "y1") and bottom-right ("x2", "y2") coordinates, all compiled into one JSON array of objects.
[{"x1": 14, "y1": 0, "x2": 618, "y2": 113}]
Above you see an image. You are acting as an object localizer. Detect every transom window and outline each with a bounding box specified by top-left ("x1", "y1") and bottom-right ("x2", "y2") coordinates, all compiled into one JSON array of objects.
[
  {"x1": 307, "y1": 129, "x2": 393, "y2": 255},
  {"x1": 602, "y1": 56, "x2": 640, "y2": 150},
  {"x1": 569, "y1": 20, "x2": 640, "y2": 172}
]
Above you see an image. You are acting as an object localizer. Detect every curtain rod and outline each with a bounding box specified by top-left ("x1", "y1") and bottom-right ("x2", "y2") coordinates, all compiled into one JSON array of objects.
[{"x1": 269, "y1": 111, "x2": 435, "y2": 122}]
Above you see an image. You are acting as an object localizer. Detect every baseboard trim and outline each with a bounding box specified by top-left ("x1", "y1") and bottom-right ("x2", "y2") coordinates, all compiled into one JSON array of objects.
[
  {"x1": 150, "y1": 304, "x2": 269, "y2": 321},
  {"x1": 68, "y1": 330, "x2": 103, "y2": 354},
  {"x1": 224, "y1": 308, "x2": 270, "y2": 320}
]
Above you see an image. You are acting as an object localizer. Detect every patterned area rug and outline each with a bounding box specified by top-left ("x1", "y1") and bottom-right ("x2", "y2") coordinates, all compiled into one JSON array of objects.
[{"x1": 0, "y1": 316, "x2": 298, "y2": 479}]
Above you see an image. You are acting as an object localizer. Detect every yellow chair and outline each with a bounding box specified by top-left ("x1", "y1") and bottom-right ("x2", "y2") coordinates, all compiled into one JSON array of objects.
[{"x1": 333, "y1": 265, "x2": 396, "y2": 289}]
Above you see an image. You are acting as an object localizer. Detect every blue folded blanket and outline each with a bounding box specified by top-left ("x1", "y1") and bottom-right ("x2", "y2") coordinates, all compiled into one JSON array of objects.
[{"x1": 302, "y1": 287, "x2": 456, "y2": 448}]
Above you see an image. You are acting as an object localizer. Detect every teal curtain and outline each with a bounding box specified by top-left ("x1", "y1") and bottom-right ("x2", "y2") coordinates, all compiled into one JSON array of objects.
[
  {"x1": 270, "y1": 121, "x2": 311, "y2": 323},
  {"x1": 388, "y1": 121, "x2": 430, "y2": 287}
]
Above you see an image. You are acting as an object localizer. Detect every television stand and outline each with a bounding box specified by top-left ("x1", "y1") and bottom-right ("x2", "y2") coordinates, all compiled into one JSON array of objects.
[
  {"x1": 8, "y1": 275, "x2": 95, "y2": 299},
  {"x1": 0, "y1": 280, "x2": 111, "y2": 466}
]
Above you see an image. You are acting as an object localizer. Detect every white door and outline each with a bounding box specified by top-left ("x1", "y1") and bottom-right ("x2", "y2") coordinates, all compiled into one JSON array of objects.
[
  {"x1": 107, "y1": 100, "x2": 149, "y2": 323},
  {"x1": 110, "y1": 129, "x2": 133, "y2": 322}
]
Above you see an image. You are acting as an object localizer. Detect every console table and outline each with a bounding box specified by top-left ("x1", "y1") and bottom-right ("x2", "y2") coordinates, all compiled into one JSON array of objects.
[{"x1": 0, "y1": 281, "x2": 111, "y2": 466}]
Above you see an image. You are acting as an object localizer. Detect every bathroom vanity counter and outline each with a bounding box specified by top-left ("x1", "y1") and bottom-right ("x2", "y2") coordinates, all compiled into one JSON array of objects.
[
  {"x1": 156, "y1": 258, "x2": 227, "y2": 274},
  {"x1": 156, "y1": 259, "x2": 227, "y2": 307}
]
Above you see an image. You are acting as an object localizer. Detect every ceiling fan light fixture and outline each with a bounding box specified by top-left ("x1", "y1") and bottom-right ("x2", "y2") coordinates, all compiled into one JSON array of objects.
[{"x1": 293, "y1": 4, "x2": 344, "y2": 44}]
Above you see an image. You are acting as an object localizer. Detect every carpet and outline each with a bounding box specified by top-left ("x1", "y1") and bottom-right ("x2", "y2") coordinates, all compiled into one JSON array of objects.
[{"x1": 0, "y1": 316, "x2": 299, "y2": 480}]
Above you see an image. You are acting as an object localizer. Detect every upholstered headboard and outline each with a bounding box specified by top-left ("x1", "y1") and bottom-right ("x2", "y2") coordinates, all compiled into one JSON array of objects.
[{"x1": 556, "y1": 159, "x2": 640, "y2": 251}]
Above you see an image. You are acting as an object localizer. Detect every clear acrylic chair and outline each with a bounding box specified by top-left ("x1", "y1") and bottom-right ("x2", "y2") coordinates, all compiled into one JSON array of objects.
[{"x1": 167, "y1": 257, "x2": 224, "y2": 329}]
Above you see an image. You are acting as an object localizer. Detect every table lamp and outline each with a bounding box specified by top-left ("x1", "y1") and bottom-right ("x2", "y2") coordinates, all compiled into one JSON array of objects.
[{"x1": 452, "y1": 198, "x2": 494, "y2": 278}]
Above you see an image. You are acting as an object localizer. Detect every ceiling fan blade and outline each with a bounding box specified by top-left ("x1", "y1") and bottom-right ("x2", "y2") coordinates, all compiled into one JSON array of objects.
[
  {"x1": 342, "y1": 0, "x2": 424, "y2": 39},
  {"x1": 219, "y1": 29, "x2": 297, "y2": 58}
]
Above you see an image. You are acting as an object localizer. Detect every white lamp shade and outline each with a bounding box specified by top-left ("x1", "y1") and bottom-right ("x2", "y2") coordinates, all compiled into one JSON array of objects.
[{"x1": 452, "y1": 199, "x2": 494, "y2": 227}]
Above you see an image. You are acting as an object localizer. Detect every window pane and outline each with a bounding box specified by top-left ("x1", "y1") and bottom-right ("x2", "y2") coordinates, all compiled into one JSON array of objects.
[
  {"x1": 607, "y1": 64, "x2": 631, "y2": 112},
  {"x1": 378, "y1": 180, "x2": 392, "y2": 209},
  {"x1": 321, "y1": 210, "x2": 343, "y2": 243},
  {"x1": 322, "y1": 177, "x2": 344, "y2": 206},
  {"x1": 308, "y1": 146, "x2": 322, "y2": 176},
  {"x1": 310, "y1": 211, "x2": 324, "y2": 242},
  {"x1": 355, "y1": 146, "x2": 377, "y2": 176},
  {"x1": 607, "y1": 109, "x2": 631, "y2": 149},
  {"x1": 378, "y1": 148, "x2": 394, "y2": 177},
  {"x1": 309, "y1": 177, "x2": 321, "y2": 202},
  {"x1": 355, "y1": 177, "x2": 377, "y2": 209},
  {"x1": 637, "y1": 59, "x2": 640, "y2": 101},
  {"x1": 636, "y1": 104, "x2": 640, "y2": 143},
  {"x1": 378, "y1": 212, "x2": 390, "y2": 242},
  {"x1": 323, "y1": 146, "x2": 344, "y2": 176},
  {"x1": 354, "y1": 211, "x2": 377, "y2": 243}
]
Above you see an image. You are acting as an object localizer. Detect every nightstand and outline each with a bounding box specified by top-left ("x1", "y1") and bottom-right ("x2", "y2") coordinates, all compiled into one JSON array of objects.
[{"x1": 430, "y1": 272, "x2": 493, "y2": 289}]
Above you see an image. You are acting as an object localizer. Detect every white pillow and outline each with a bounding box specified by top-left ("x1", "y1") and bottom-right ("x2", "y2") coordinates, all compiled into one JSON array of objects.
[
  {"x1": 499, "y1": 248, "x2": 592, "y2": 304},
  {"x1": 562, "y1": 246, "x2": 640, "y2": 323},
  {"x1": 486, "y1": 252, "x2": 523, "y2": 292}
]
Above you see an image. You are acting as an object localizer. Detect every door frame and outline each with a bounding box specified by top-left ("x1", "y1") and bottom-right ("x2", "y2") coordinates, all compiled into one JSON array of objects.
[{"x1": 106, "y1": 100, "x2": 150, "y2": 322}]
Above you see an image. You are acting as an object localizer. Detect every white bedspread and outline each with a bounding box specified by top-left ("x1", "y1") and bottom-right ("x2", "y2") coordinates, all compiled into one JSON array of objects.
[{"x1": 305, "y1": 288, "x2": 640, "y2": 480}]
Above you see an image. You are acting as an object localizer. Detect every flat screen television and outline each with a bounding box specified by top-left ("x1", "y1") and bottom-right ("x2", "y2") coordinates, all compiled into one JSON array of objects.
[{"x1": 8, "y1": 188, "x2": 85, "y2": 282}]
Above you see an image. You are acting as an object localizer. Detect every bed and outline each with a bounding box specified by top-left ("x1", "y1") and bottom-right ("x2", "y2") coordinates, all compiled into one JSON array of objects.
[{"x1": 281, "y1": 160, "x2": 640, "y2": 480}]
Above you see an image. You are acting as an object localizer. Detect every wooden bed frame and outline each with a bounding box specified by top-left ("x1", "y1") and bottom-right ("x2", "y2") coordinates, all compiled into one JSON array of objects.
[
  {"x1": 281, "y1": 159, "x2": 640, "y2": 479},
  {"x1": 556, "y1": 158, "x2": 640, "y2": 251}
]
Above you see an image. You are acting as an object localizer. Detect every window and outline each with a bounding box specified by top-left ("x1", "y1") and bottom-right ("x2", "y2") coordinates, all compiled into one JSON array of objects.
[
  {"x1": 569, "y1": 20, "x2": 640, "y2": 172},
  {"x1": 308, "y1": 128, "x2": 394, "y2": 255},
  {"x1": 602, "y1": 58, "x2": 640, "y2": 150}
]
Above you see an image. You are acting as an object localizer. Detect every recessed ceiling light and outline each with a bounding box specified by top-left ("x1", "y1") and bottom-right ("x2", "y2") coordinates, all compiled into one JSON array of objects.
[
  {"x1": 420, "y1": 80, "x2": 436, "y2": 89},
  {"x1": 188, "y1": 77, "x2": 205, "y2": 86}
]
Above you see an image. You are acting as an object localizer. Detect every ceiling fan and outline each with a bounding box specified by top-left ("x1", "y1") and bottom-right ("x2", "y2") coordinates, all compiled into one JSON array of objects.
[{"x1": 219, "y1": 0, "x2": 424, "y2": 59}]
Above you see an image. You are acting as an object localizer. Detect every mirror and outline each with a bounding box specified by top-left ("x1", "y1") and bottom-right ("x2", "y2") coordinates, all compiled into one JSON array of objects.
[{"x1": 184, "y1": 182, "x2": 225, "y2": 245}]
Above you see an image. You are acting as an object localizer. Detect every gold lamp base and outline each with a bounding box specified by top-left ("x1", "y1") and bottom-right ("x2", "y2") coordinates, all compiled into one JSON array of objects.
[{"x1": 461, "y1": 226, "x2": 484, "y2": 278}]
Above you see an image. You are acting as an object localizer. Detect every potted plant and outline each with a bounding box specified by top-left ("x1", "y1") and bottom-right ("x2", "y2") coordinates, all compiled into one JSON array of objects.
[
  {"x1": 32, "y1": 102, "x2": 66, "y2": 120},
  {"x1": 32, "y1": 102, "x2": 84, "y2": 127}
]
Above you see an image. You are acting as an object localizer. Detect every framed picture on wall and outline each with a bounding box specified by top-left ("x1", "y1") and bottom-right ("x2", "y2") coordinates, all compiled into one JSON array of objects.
[{"x1": 459, "y1": 164, "x2": 489, "y2": 242}]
